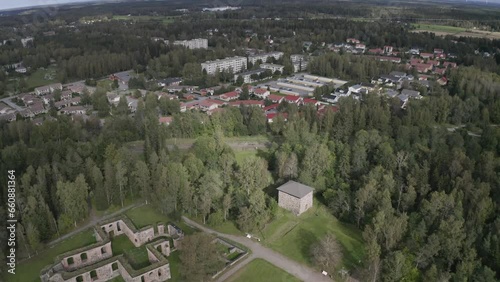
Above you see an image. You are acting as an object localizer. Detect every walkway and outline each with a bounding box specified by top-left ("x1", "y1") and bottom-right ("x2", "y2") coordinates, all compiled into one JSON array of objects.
[
  {"x1": 0, "y1": 97, "x2": 23, "y2": 111},
  {"x1": 182, "y1": 216, "x2": 332, "y2": 282}
]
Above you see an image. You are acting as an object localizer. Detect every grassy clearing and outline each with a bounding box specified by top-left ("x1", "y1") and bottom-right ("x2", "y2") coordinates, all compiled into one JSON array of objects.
[
  {"x1": 234, "y1": 149, "x2": 258, "y2": 164},
  {"x1": 125, "y1": 205, "x2": 195, "y2": 235},
  {"x1": 412, "y1": 23, "x2": 466, "y2": 33},
  {"x1": 226, "y1": 259, "x2": 301, "y2": 282},
  {"x1": 167, "y1": 251, "x2": 183, "y2": 282},
  {"x1": 261, "y1": 201, "x2": 365, "y2": 271},
  {"x1": 9, "y1": 230, "x2": 96, "y2": 282},
  {"x1": 24, "y1": 67, "x2": 58, "y2": 89},
  {"x1": 111, "y1": 235, "x2": 150, "y2": 270}
]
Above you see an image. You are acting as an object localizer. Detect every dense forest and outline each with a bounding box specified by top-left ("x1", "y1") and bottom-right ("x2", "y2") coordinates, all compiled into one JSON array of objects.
[
  {"x1": 1, "y1": 62, "x2": 500, "y2": 280},
  {"x1": 1, "y1": 0, "x2": 500, "y2": 281}
]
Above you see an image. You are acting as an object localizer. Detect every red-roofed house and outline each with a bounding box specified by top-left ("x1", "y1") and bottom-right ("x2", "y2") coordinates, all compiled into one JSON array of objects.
[
  {"x1": 263, "y1": 103, "x2": 280, "y2": 112},
  {"x1": 437, "y1": 77, "x2": 448, "y2": 86},
  {"x1": 355, "y1": 43, "x2": 366, "y2": 50},
  {"x1": 433, "y1": 68, "x2": 446, "y2": 75},
  {"x1": 420, "y1": 53, "x2": 434, "y2": 59},
  {"x1": 267, "y1": 94, "x2": 284, "y2": 104},
  {"x1": 427, "y1": 60, "x2": 440, "y2": 67},
  {"x1": 442, "y1": 62, "x2": 457, "y2": 68},
  {"x1": 253, "y1": 88, "x2": 270, "y2": 99},
  {"x1": 200, "y1": 99, "x2": 224, "y2": 111},
  {"x1": 159, "y1": 116, "x2": 173, "y2": 126},
  {"x1": 229, "y1": 100, "x2": 264, "y2": 108},
  {"x1": 284, "y1": 95, "x2": 303, "y2": 104},
  {"x1": 218, "y1": 91, "x2": 239, "y2": 102},
  {"x1": 434, "y1": 48, "x2": 444, "y2": 54},
  {"x1": 267, "y1": 112, "x2": 288, "y2": 123},
  {"x1": 303, "y1": 98, "x2": 320, "y2": 106},
  {"x1": 346, "y1": 38, "x2": 360, "y2": 44},
  {"x1": 368, "y1": 48, "x2": 384, "y2": 54},
  {"x1": 410, "y1": 58, "x2": 423, "y2": 66},
  {"x1": 414, "y1": 63, "x2": 433, "y2": 73}
]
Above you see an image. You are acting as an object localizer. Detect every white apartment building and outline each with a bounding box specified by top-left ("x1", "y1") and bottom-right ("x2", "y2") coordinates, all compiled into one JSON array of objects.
[
  {"x1": 173, "y1": 38, "x2": 208, "y2": 49},
  {"x1": 260, "y1": 63, "x2": 284, "y2": 73},
  {"x1": 290, "y1": 54, "x2": 309, "y2": 72},
  {"x1": 248, "y1": 51, "x2": 284, "y2": 65},
  {"x1": 201, "y1": 56, "x2": 247, "y2": 75}
]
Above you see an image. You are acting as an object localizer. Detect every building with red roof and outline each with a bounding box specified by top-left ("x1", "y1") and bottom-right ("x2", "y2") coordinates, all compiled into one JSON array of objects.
[
  {"x1": 263, "y1": 103, "x2": 280, "y2": 113},
  {"x1": 218, "y1": 91, "x2": 239, "y2": 102},
  {"x1": 199, "y1": 99, "x2": 224, "y2": 111},
  {"x1": 253, "y1": 88, "x2": 270, "y2": 99},
  {"x1": 266, "y1": 112, "x2": 288, "y2": 123},
  {"x1": 302, "y1": 98, "x2": 320, "y2": 106},
  {"x1": 284, "y1": 95, "x2": 302, "y2": 104},
  {"x1": 267, "y1": 94, "x2": 285, "y2": 103}
]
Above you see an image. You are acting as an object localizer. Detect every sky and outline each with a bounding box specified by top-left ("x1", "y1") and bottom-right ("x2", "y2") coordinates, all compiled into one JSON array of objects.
[{"x1": 0, "y1": 0, "x2": 99, "y2": 11}]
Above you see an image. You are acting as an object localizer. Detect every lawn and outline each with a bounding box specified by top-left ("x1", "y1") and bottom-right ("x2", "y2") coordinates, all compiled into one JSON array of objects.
[
  {"x1": 226, "y1": 259, "x2": 301, "y2": 282},
  {"x1": 125, "y1": 205, "x2": 195, "y2": 234},
  {"x1": 24, "y1": 67, "x2": 58, "y2": 89},
  {"x1": 412, "y1": 23, "x2": 466, "y2": 33},
  {"x1": 112, "y1": 235, "x2": 150, "y2": 270},
  {"x1": 8, "y1": 230, "x2": 96, "y2": 282},
  {"x1": 234, "y1": 149, "x2": 258, "y2": 164},
  {"x1": 260, "y1": 201, "x2": 365, "y2": 271}
]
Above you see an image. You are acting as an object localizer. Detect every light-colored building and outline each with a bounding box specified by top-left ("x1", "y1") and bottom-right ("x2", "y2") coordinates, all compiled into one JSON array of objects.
[
  {"x1": 201, "y1": 56, "x2": 247, "y2": 75},
  {"x1": 21, "y1": 37, "x2": 34, "y2": 47},
  {"x1": 173, "y1": 38, "x2": 208, "y2": 49},
  {"x1": 248, "y1": 51, "x2": 284, "y2": 65},
  {"x1": 290, "y1": 54, "x2": 309, "y2": 73},
  {"x1": 260, "y1": 63, "x2": 284, "y2": 74},
  {"x1": 34, "y1": 83, "x2": 63, "y2": 96},
  {"x1": 234, "y1": 68, "x2": 267, "y2": 83},
  {"x1": 277, "y1": 180, "x2": 314, "y2": 216}
]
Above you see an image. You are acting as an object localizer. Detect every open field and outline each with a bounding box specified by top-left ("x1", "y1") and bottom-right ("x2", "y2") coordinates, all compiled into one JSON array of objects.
[
  {"x1": 125, "y1": 205, "x2": 195, "y2": 235},
  {"x1": 412, "y1": 24, "x2": 500, "y2": 40},
  {"x1": 226, "y1": 259, "x2": 301, "y2": 282},
  {"x1": 25, "y1": 67, "x2": 59, "y2": 89},
  {"x1": 9, "y1": 230, "x2": 96, "y2": 282},
  {"x1": 261, "y1": 201, "x2": 365, "y2": 271},
  {"x1": 112, "y1": 235, "x2": 150, "y2": 270}
]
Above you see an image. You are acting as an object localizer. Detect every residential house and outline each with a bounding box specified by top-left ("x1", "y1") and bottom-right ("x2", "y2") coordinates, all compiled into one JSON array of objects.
[
  {"x1": 126, "y1": 97, "x2": 138, "y2": 113},
  {"x1": 267, "y1": 94, "x2": 284, "y2": 104},
  {"x1": 284, "y1": 95, "x2": 302, "y2": 105},
  {"x1": 253, "y1": 88, "x2": 270, "y2": 99},
  {"x1": 218, "y1": 91, "x2": 240, "y2": 102},
  {"x1": 346, "y1": 38, "x2": 360, "y2": 44},
  {"x1": 401, "y1": 89, "x2": 422, "y2": 99},
  {"x1": 234, "y1": 68, "x2": 267, "y2": 84},
  {"x1": 266, "y1": 112, "x2": 288, "y2": 123},
  {"x1": 158, "y1": 78, "x2": 183, "y2": 88},
  {"x1": 61, "y1": 90, "x2": 73, "y2": 100},
  {"x1": 303, "y1": 98, "x2": 320, "y2": 107},
  {"x1": 60, "y1": 106, "x2": 86, "y2": 115},
  {"x1": 199, "y1": 99, "x2": 224, "y2": 112},
  {"x1": 35, "y1": 83, "x2": 63, "y2": 96},
  {"x1": 228, "y1": 100, "x2": 264, "y2": 108},
  {"x1": 420, "y1": 53, "x2": 434, "y2": 59},
  {"x1": 384, "y1": 46, "x2": 394, "y2": 54},
  {"x1": 159, "y1": 116, "x2": 174, "y2": 126},
  {"x1": 263, "y1": 103, "x2": 279, "y2": 113}
]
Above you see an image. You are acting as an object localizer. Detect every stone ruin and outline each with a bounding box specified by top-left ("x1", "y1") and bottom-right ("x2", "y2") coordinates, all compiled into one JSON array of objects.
[{"x1": 40, "y1": 215, "x2": 185, "y2": 282}]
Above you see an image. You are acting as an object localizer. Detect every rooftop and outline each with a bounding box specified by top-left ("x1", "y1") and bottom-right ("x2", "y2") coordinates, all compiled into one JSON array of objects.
[{"x1": 277, "y1": 180, "x2": 314, "y2": 199}]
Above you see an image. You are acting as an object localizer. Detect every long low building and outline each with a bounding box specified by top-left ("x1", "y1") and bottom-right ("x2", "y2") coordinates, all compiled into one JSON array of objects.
[
  {"x1": 173, "y1": 38, "x2": 208, "y2": 49},
  {"x1": 248, "y1": 51, "x2": 284, "y2": 64},
  {"x1": 256, "y1": 73, "x2": 348, "y2": 97},
  {"x1": 201, "y1": 56, "x2": 248, "y2": 75},
  {"x1": 234, "y1": 68, "x2": 268, "y2": 83}
]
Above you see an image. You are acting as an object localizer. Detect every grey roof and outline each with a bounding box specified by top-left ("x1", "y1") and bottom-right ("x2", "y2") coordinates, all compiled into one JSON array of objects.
[
  {"x1": 401, "y1": 89, "x2": 421, "y2": 97},
  {"x1": 277, "y1": 180, "x2": 314, "y2": 198}
]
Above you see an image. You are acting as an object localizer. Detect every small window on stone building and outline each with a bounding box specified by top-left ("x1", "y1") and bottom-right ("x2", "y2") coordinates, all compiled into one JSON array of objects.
[
  {"x1": 158, "y1": 269, "x2": 162, "y2": 276},
  {"x1": 67, "y1": 257, "x2": 74, "y2": 265},
  {"x1": 76, "y1": 276, "x2": 83, "y2": 282},
  {"x1": 90, "y1": 270, "x2": 98, "y2": 281},
  {"x1": 112, "y1": 262, "x2": 118, "y2": 271},
  {"x1": 80, "y1": 252, "x2": 88, "y2": 262},
  {"x1": 141, "y1": 276, "x2": 146, "y2": 282},
  {"x1": 117, "y1": 222, "x2": 121, "y2": 231},
  {"x1": 101, "y1": 247, "x2": 107, "y2": 254},
  {"x1": 157, "y1": 246, "x2": 162, "y2": 253}
]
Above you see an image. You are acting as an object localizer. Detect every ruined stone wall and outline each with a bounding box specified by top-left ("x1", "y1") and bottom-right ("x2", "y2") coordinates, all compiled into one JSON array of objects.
[
  {"x1": 278, "y1": 191, "x2": 301, "y2": 215},
  {"x1": 60, "y1": 242, "x2": 112, "y2": 271},
  {"x1": 298, "y1": 192, "x2": 313, "y2": 215},
  {"x1": 153, "y1": 240, "x2": 171, "y2": 257}
]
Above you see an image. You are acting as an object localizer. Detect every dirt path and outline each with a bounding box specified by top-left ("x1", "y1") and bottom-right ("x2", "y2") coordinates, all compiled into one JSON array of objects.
[{"x1": 182, "y1": 216, "x2": 333, "y2": 282}]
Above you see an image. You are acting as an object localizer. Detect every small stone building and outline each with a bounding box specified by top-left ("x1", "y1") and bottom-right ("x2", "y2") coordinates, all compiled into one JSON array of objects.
[{"x1": 277, "y1": 180, "x2": 314, "y2": 215}]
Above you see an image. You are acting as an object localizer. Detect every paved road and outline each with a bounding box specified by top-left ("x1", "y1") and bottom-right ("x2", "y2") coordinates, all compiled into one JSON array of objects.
[
  {"x1": 47, "y1": 203, "x2": 142, "y2": 247},
  {"x1": 0, "y1": 97, "x2": 23, "y2": 111},
  {"x1": 182, "y1": 216, "x2": 332, "y2": 282}
]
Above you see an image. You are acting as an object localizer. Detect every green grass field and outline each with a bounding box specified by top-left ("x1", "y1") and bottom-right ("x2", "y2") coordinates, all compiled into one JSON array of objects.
[
  {"x1": 234, "y1": 150, "x2": 259, "y2": 164},
  {"x1": 261, "y1": 201, "x2": 365, "y2": 270},
  {"x1": 412, "y1": 23, "x2": 466, "y2": 33},
  {"x1": 25, "y1": 67, "x2": 58, "y2": 89},
  {"x1": 8, "y1": 230, "x2": 96, "y2": 282},
  {"x1": 125, "y1": 205, "x2": 195, "y2": 234},
  {"x1": 111, "y1": 235, "x2": 150, "y2": 270},
  {"x1": 226, "y1": 259, "x2": 301, "y2": 282}
]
